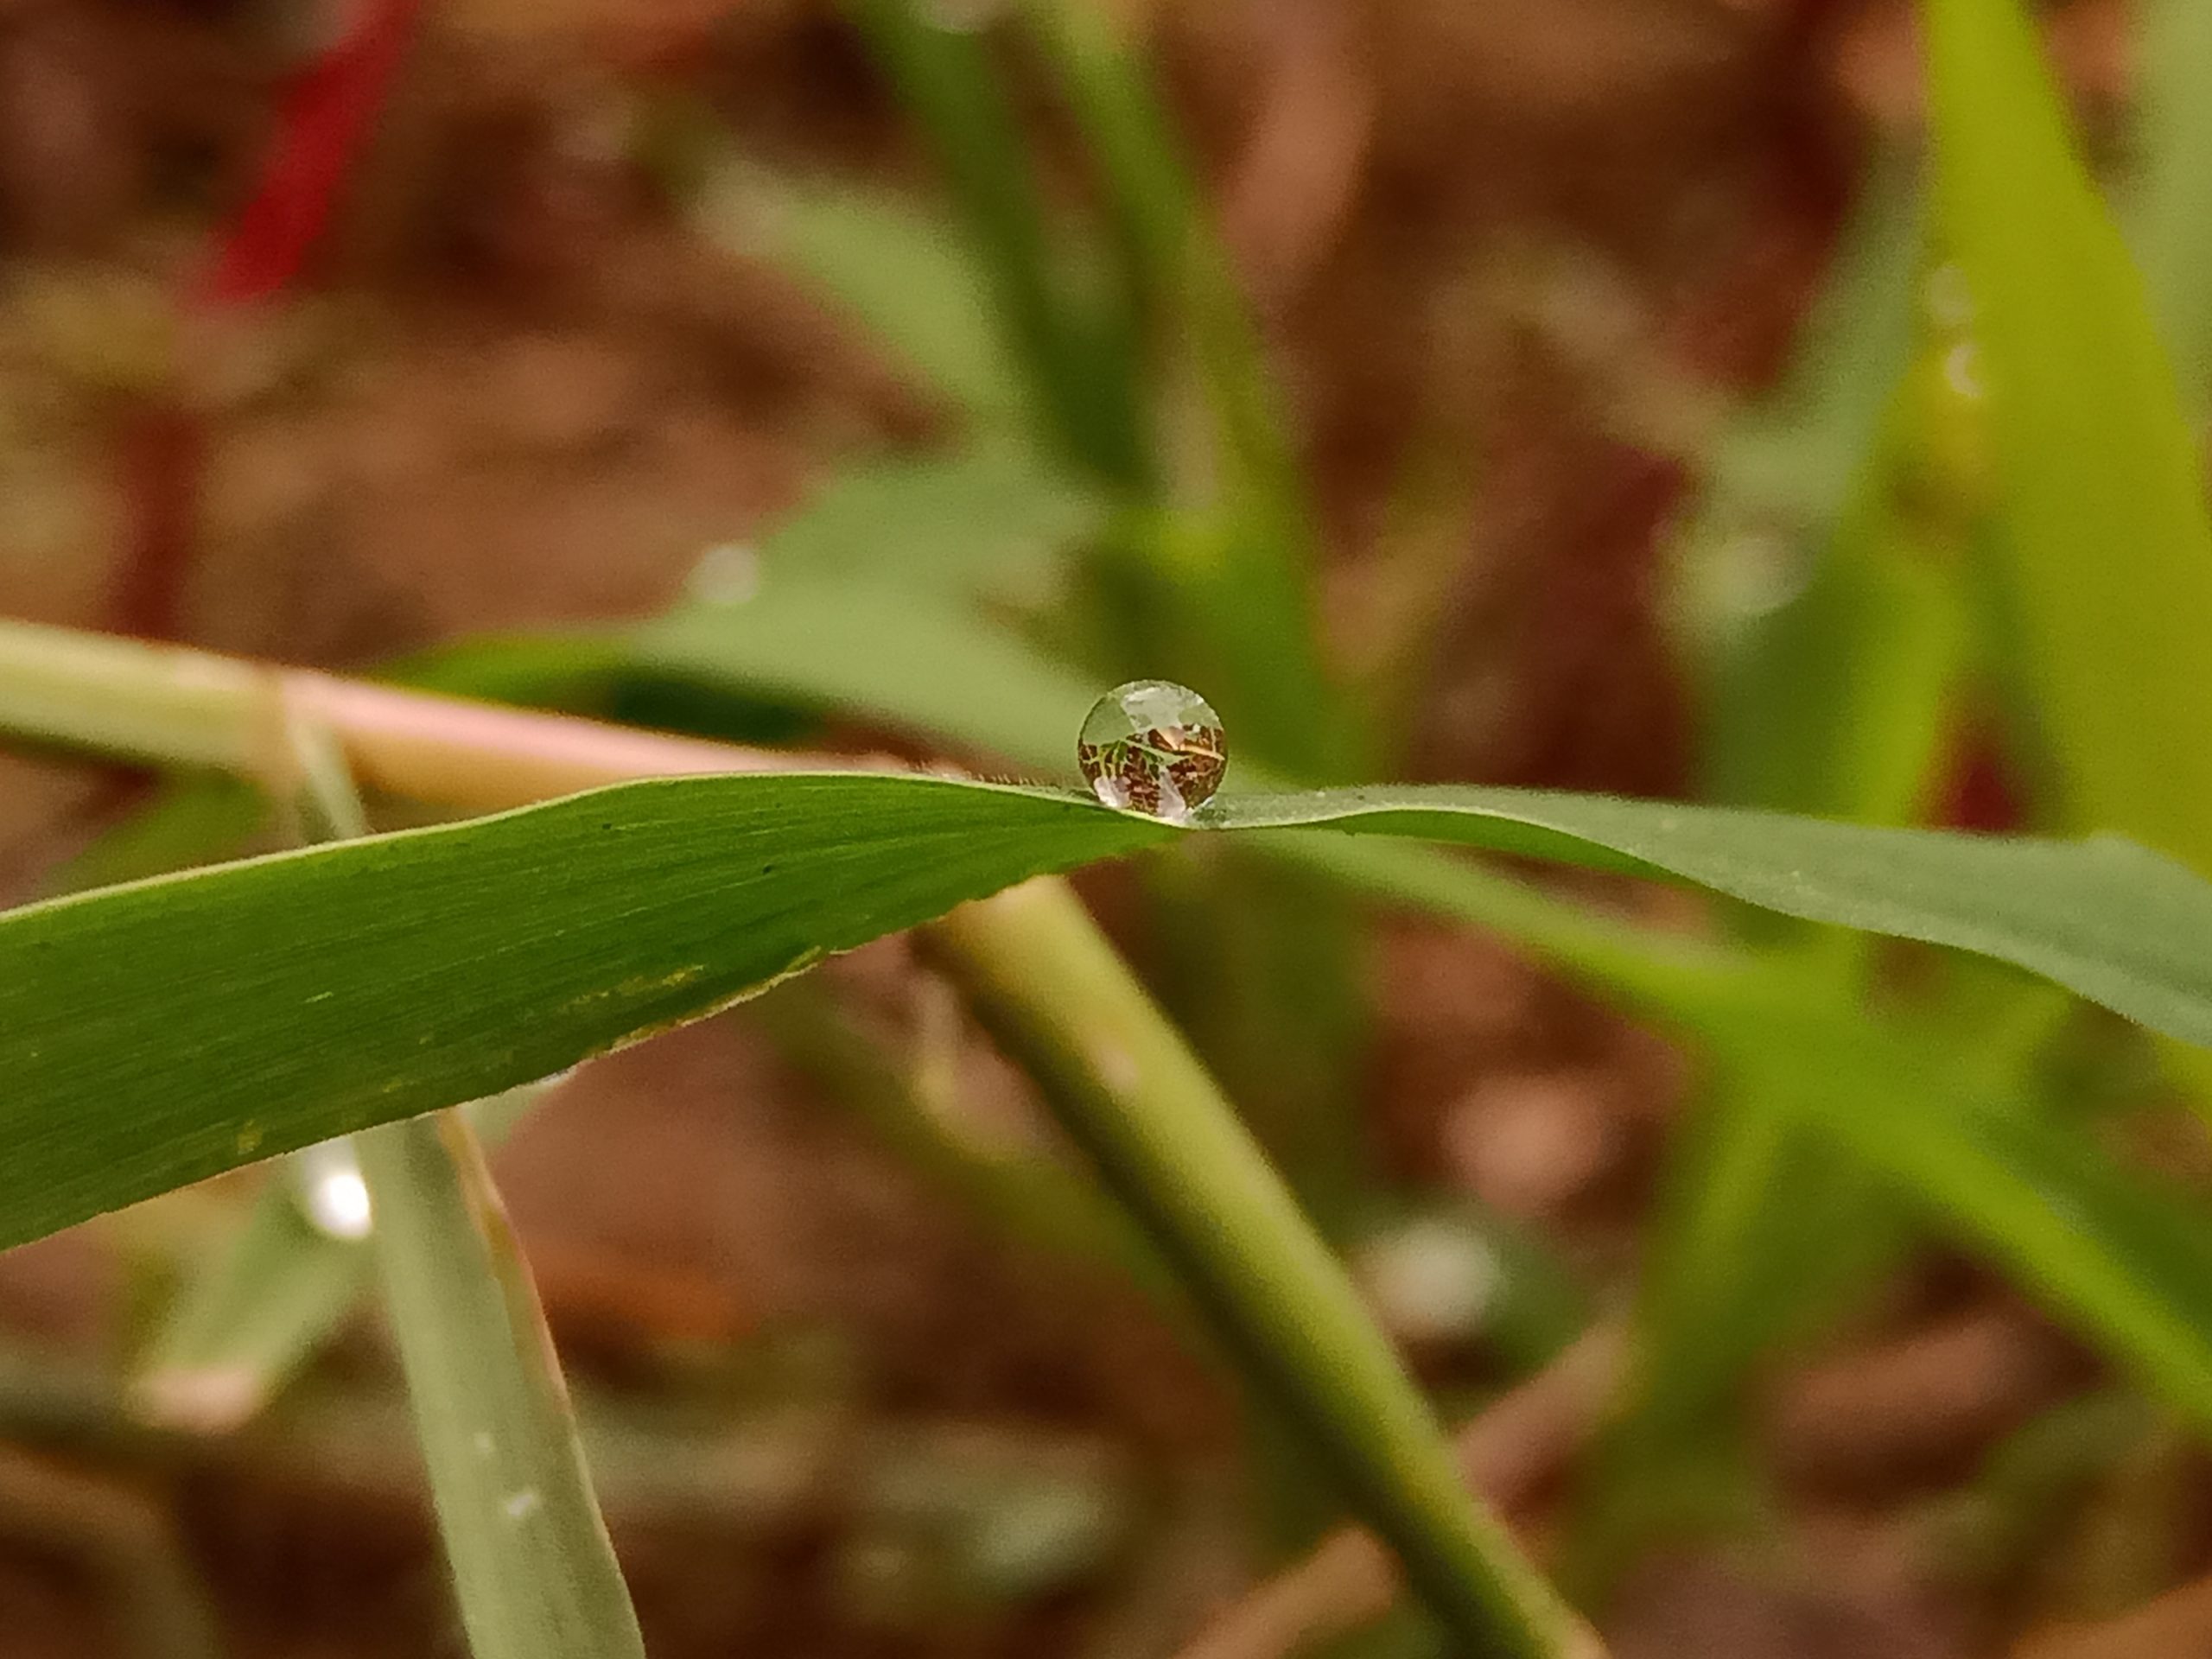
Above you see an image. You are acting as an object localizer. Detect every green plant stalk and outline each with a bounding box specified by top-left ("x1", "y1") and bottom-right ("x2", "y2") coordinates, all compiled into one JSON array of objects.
[
  {"x1": 354, "y1": 1112, "x2": 646, "y2": 1659},
  {"x1": 286, "y1": 720, "x2": 644, "y2": 1659},
  {"x1": 933, "y1": 879, "x2": 1604, "y2": 1659}
]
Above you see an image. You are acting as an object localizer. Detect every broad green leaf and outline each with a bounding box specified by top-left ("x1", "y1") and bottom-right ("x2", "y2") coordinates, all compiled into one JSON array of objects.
[
  {"x1": 356, "y1": 1110, "x2": 643, "y2": 1659},
  {"x1": 1924, "y1": 0, "x2": 2212, "y2": 864},
  {"x1": 0, "y1": 776, "x2": 1155, "y2": 1249}
]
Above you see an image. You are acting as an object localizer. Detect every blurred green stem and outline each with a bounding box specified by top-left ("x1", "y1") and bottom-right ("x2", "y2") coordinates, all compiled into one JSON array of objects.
[{"x1": 935, "y1": 878, "x2": 1604, "y2": 1659}]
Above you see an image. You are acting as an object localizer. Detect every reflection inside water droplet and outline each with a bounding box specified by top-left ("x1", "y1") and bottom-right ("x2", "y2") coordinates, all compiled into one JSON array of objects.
[{"x1": 1077, "y1": 681, "x2": 1226, "y2": 824}]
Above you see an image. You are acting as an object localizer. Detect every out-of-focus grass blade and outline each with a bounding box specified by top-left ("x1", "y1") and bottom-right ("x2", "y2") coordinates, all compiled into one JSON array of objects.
[
  {"x1": 1669, "y1": 159, "x2": 1924, "y2": 706},
  {"x1": 2131, "y1": 0, "x2": 2212, "y2": 400},
  {"x1": 354, "y1": 1109, "x2": 644, "y2": 1659},
  {"x1": 1924, "y1": 0, "x2": 2212, "y2": 863},
  {"x1": 728, "y1": 440, "x2": 1102, "y2": 599},
  {"x1": 1591, "y1": 166, "x2": 1967, "y2": 1586},
  {"x1": 16, "y1": 773, "x2": 2212, "y2": 1246},
  {"x1": 845, "y1": 0, "x2": 1147, "y2": 487},
  {"x1": 1704, "y1": 991, "x2": 2212, "y2": 1432},
  {"x1": 35, "y1": 774, "x2": 270, "y2": 898},
  {"x1": 634, "y1": 578, "x2": 1098, "y2": 770},
  {"x1": 698, "y1": 157, "x2": 1031, "y2": 423},
  {"x1": 132, "y1": 1082, "x2": 552, "y2": 1433},
  {"x1": 132, "y1": 1179, "x2": 371, "y2": 1433},
  {"x1": 1015, "y1": 0, "x2": 1344, "y2": 775}
]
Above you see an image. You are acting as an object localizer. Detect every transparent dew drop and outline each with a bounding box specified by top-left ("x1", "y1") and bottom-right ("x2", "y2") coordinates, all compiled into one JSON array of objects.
[{"x1": 1077, "y1": 680, "x2": 1226, "y2": 823}]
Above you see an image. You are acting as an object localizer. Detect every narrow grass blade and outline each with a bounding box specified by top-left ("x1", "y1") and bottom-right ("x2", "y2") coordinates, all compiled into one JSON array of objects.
[
  {"x1": 1209, "y1": 785, "x2": 2212, "y2": 1046},
  {"x1": 132, "y1": 1180, "x2": 371, "y2": 1433},
  {"x1": 13, "y1": 773, "x2": 2212, "y2": 1243},
  {"x1": 1594, "y1": 163, "x2": 1965, "y2": 1586},
  {"x1": 354, "y1": 1109, "x2": 645, "y2": 1659},
  {"x1": 633, "y1": 580, "x2": 1101, "y2": 769},
  {"x1": 1924, "y1": 0, "x2": 2212, "y2": 862}
]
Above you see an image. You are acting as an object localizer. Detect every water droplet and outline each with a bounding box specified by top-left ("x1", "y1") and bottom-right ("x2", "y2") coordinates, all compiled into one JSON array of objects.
[
  {"x1": 501, "y1": 1488, "x2": 543, "y2": 1522},
  {"x1": 1077, "y1": 681, "x2": 1225, "y2": 823},
  {"x1": 293, "y1": 1138, "x2": 372, "y2": 1240}
]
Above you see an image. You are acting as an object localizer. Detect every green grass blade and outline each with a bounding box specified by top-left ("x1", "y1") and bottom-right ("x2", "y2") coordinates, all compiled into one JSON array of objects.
[
  {"x1": 1596, "y1": 163, "x2": 1964, "y2": 1586},
  {"x1": 0, "y1": 775, "x2": 1164, "y2": 1248},
  {"x1": 1669, "y1": 157, "x2": 1925, "y2": 721},
  {"x1": 1705, "y1": 993, "x2": 2212, "y2": 1432},
  {"x1": 709, "y1": 440, "x2": 1102, "y2": 598},
  {"x1": 354, "y1": 1109, "x2": 645, "y2": 1659},
  {"x1": 1924, "y1": 0, "x2": 2212, "y2": 861},
  {"x1": 633, "y1": 581, "x2": 1100, "y2": 769},
  {"x1": 13, "y1": 774, "x2": 2212, "y2": 1247},
  {"x1": 1015, "y1": 0, "x2": 1340, "y2": 772}
]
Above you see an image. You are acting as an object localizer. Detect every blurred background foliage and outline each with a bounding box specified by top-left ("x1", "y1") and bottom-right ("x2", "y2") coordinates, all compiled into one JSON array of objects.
[{"x1": 5, "y1": 0, "x2": 2212, "y2": 1655}]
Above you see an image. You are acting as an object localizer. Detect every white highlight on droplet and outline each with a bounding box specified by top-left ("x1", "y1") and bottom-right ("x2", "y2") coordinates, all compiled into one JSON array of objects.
[
  {"x1": 295, "y1": 1139, "x2": 373, "y2": 1240},
  {"x1": 502, "y1": 1488, "x2": 543, "y2": 1522}
]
